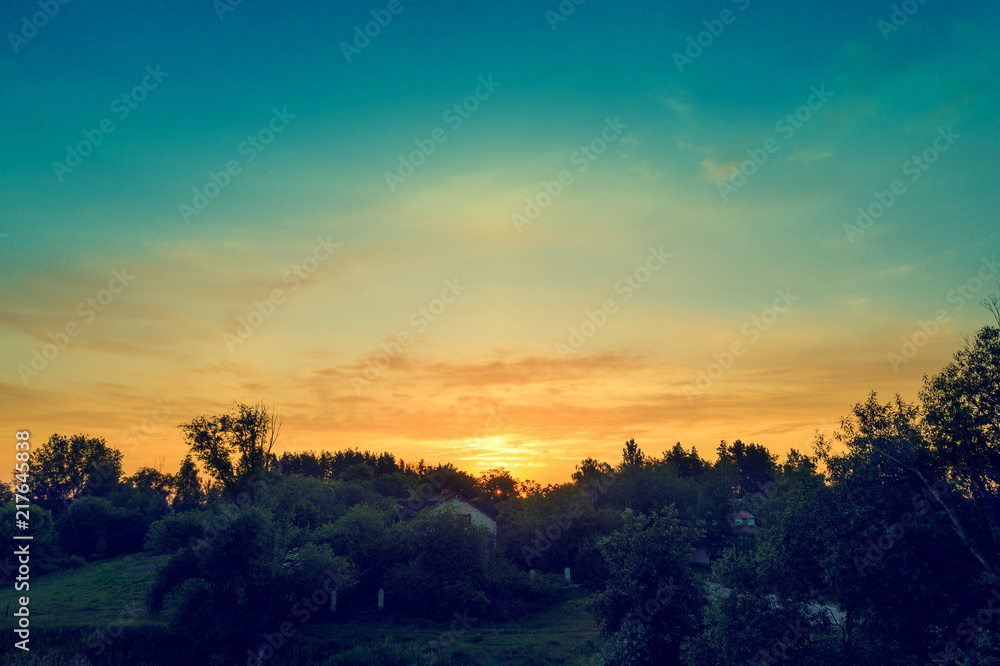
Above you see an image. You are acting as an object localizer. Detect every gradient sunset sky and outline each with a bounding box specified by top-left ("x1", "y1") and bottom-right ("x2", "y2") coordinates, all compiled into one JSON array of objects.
[{"x1": 2, "y1": 0, "x2": 998, "y2": 485}]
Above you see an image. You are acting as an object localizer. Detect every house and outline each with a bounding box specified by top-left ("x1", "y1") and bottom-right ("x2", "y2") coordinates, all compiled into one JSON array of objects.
[
  {"x1": 400, "y1": 490, "x2": 498, "y2": 535},
  {"x1": 732, "y1": 510, "x2": 758, "y2": 532},
  {"x1": 690, "y1": 510, "x2": 759, "y2": 565},
  {"x1": 431, "y1": 492, "x2": 498, "y2": 535}
]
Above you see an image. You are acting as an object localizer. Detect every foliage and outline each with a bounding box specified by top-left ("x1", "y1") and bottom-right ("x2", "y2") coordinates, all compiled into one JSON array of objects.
[
  {"x1": 150, "y1": 505, "x2": 356, "y2": 659},
  {"x1": 172, "y1": 454, "x2": 204, "y2": 511},
  {"x1": 478, "y1": 467, "x2": 519, "y2": 502},
  {"x1": 383, "y1": 508, "x2": 493, "y2": 619},
  {"x1": 56, "y1": 496, "x2": 147, "y2": 559},
  {"x1": 27, "y1": 433, "x2": 123, "y2": 510},
  {"x1": 592, "y1": 506, "x2": 706, "y2": 665},
  {"x1": 178, "y1": 401, "x2": 280, "y2": 495},
  {"x1": 0, "y1": 501, "x2": 61, "y2": 573}
]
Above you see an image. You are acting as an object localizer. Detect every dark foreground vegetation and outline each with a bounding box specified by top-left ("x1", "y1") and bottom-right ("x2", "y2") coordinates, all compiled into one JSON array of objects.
[{"x1": 3, "y1": 315, "x2": 1000, "y2": 665}]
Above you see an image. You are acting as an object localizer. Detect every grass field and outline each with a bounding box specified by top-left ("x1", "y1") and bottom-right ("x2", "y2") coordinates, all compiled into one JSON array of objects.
[
  {"x1": 0, "y1": 553, "x2": 604, "y2": 665},
  {"x1": 0, "y1": 552, "x2": 169, "y2": 627}
]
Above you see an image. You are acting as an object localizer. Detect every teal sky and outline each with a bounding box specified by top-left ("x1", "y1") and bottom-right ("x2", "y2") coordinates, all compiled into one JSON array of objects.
[{"x1": 2, "y1": 0, "x2": 998, "y2": 483}]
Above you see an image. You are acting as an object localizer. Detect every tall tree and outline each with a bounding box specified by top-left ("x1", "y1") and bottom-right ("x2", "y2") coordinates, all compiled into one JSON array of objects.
[
  {"x1": 663, "y1": 443, "x2": 707, "y2": 478},
  {"x1": 172, "y1": 454, "x2": 204, "y2": 511},
  {"x1": 715, "y1": 439, "x2": 778, "y2": 497},
  {"x1": 621, "y1": 438, "x2": 647, "y2": 468},
  {"x1": 179, "y1": 402, "x2": 279, "y2": 495},
  {"x1": 920, "y1": 324, "x2": 1000, "y2": 566},
  {"x1": 28, "y1": 434, "x2": 123, "y2": 509}
]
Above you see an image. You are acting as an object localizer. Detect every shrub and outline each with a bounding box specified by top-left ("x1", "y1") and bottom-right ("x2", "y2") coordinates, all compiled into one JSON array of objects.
[{"x1": 144, "y1": 510, "x2": 211, "y2": 554}]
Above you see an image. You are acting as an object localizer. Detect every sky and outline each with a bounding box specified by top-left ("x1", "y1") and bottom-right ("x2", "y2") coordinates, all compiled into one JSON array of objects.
[{"x1": 1, "y1": 0, "x2": 998, "y2": 485}]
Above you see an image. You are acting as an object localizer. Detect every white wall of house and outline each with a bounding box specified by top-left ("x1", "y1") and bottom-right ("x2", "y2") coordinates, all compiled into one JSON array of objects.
[{"x1": 432, "y1": 497, "x2": 497, "y2": 534}]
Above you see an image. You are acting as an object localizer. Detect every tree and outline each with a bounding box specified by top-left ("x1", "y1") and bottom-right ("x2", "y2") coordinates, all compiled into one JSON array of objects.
[
  {"x1": 714, "y1": 439, "x2": 778, "y2": 497},
  {"x1": 128, "y1": 467, "x2": 173, "y2": 498},
  {"x1": 478, "y1": 467, "x2": 519, "y2": 501},
  {"x1": 28, "y1": 434, "x2": 123, "y2": 510},
  {"x1": 621, "y1": 439, "x2": 647, "y2": 468},
  {"x1": 179, "y1": 401, "x2": 280, "y2": 495},
  {"x1": 150, "y1": 506, "x2": 356, "y2": 660},
  {"x1": 572, "y1": 457, "x2": 614, "y2": 486},
  {"x1": 384, "y1": 508, "x2": 493, "y2": 618},
  {"x1": 0, "y1": 502, "x2": 59, "y2": 573},
  {"x1": 55, "y1": 496, "x2": 147, "y2": 559},
  {"x1": 341, "y1": 462, "x2": 375, "y2": 484},
  {"x1": 312, "y1": 502, "x2": 393, "y2": 595},
  {"x1": 593, "y1": 506, "x2": 706, "y2": 665},
  {"x1": 499, "y1": 483, "x2": 617, "y2": 575},
  {"x1": 799, "y1": 393, "x2": 991, "y2": 662},
  {"x1": 663, "y1": 443, "x2": 707, "y2": 478},
  {"x1": 172, "y1": 454, "x2": 204, "y2": 511},
  {"x1": 920, "y1": 324, "x2": 1000, "y2": 568},
  {"x1": 681, "y1": 589, "x2": 834, "y2": 666},
  {"x1": 427, "y1": 462, "x2": 479, "y2": 498}
]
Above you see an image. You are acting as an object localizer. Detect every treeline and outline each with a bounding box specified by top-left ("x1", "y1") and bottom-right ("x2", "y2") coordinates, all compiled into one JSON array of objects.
[{"x1": 3, "y1": 322, "x2": 1000, "y2": 665}]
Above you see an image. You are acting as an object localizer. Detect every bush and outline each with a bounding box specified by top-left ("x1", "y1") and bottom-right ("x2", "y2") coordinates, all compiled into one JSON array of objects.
[
  {"x1": 382, "y1": 509, "x2": 493, "y2": 619},
  {"x1": 0, "y1": 502, "x2": 61, "y2": 573},
  {"x1": 150, "y1": 506, "x2": 357, "y2": 660},
  {"x1": 55, "y1": 496, "x2": 146, "y2": 559},
  {"x1": 144, "y1": 510, "x2": 211, "y2": 554}
]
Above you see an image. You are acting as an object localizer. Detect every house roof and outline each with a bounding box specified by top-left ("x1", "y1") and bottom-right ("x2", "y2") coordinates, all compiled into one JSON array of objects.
[
  {"x1": 436, "y1": 492, "x2": 499, "y2": 520},
  {"x1": 400, "y1": 491, "x2": 499, "y2": 522}
]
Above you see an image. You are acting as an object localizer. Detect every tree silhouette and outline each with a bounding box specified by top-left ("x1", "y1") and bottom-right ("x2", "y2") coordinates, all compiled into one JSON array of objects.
[
  {"x1": 27, "y1": 433, "x2": 123, "y2": 510},
  {"x1": 178, "y1": 401, "x2": 280, "y2": 495}
]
